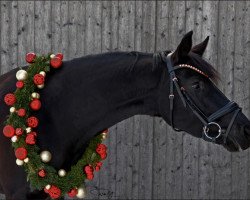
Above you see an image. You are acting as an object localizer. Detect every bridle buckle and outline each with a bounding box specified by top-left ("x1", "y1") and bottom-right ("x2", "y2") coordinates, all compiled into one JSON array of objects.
[{"x1": 203, "y1": 122, "x2": 222, "y2": 140}]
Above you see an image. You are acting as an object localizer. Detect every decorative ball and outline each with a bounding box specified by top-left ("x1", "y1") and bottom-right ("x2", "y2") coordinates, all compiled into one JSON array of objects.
[
  {"x1": 15, "y1": 128, "x2": 24, "y2": 136},
  {"x1": 16, "y1": 159, "x2": 24, "y2": 166},
  {"x1": 16, "y1": 81, "x2": 24, "y2": 89},
  {"x1": 102, "y1": 133, "x2": 107, "y2": 140},
  {"x1": 31, "y1": 92, "x2": 40, "y2": 99},
  {"x1": 4, "y1": 93, "x2": 16, "y2": 106},
  {"x1": 38, "y1": 169, "x2": 46, "y2": 178},
  {"x1": 27, "y1": 116, "x2": 39, "y2": 128},
  {"x1": 39, "y1": 71, "x2": 46, "y2": 77},
  {"x1": 50, "y1": 57, "x2": 62, "y2": 68},
  {"x1": 16, "y1": 70, "x2": 28, "y2": 81},
  {"x1": 26, "y1": 52, "x2": 36, "y2": 63},
  {"x1": 55, "y1": 53, "x2": 63, "y2": 60},
  {"x1": 3, "y1": 125, "x2": 15, "y2": 138},
  {"x1": 50, "y1": 54, "x2": 55, "y2": 59},
  {"x1": 24, "y1": 158, "x2": 29, "y2": 163},
  {"x1": 37, "y1": 84, "x2": 44, "y2": 89},
  {"x1": 58, "y1": 169, "x2": 66, "y2": 177},
  {"x1": 76, "y1": 187, "x2": 87, "y2": 199},
  {"x1": 45, "y1": 185, "x2": 61, "y2": 199},
  {"x1": 45, "y1": 185, "x2": 51, "y2": 190},
  {"x1": 10, "y1": 107, "x2": 16, "y2": 113},
  {"x1": 15, "y1": 147, "x2": 28, "y2": 160},
  {"x1": 11, "y1": 136, "x2": 18, "y2": 143},
  {"x1": 103, "y1": 129, "x2": 108, "y2": 134},
  {"x1": 95, "y1": 162, "x2": 103, "y2": 171},
  {"x1": 40, "y1": 151, "x2": 52, "y2": 163},
  {"x1": 68, "y1": 188, "x2": 78, "y2": 198},
  {"x1": 26, "y1": 127, "x2": 32, "y2": 133},
  {"x1": 30, "y1": 99, "x2": 41, "y2": 111},
  {"x1": 33, "y1": 74, "x2": 45, "y2": 85},
  {"x1": 25, "y1": 133, "x2": 36, "y2": 145},
  {"x1": 17, "y1": 108, "x2": 26, "y2": 117}
]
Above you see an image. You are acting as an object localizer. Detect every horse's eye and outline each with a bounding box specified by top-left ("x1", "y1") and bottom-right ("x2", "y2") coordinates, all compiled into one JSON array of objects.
[{"x1": 192, "y1": 81, "x2": 200, "y2": 89}]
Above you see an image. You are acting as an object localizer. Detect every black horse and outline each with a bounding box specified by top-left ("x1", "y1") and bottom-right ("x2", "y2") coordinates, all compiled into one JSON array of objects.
[{"x1": 0, "y1": 31, "x2": 250, "y2": 199}]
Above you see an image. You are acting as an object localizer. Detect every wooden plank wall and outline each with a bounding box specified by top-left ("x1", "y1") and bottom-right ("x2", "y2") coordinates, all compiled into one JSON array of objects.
[{"x1": 0, "y1": 1, "x2": 250, "y2": 199}]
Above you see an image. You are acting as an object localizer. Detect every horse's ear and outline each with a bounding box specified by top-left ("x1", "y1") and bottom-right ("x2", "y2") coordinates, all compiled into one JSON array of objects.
[
  {"x1": 172, "y1": 31, "x2": 193, "y2": 63},
  {"x1": 191, "y1": 36, "x2": 209, "y2": 56}
]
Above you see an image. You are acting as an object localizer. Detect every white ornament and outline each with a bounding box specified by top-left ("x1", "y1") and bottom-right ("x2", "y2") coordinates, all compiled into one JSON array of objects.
[
  {"x1": 24, "y1": 158, "x2": 29, "y2": 163},
  {"x1": 11, "y1": 136, "x2": 18, "y2": 143},
  {"x1": 26, "y1": 127, "x2": 32, "y2": 133},
  {"x1": 31, "y1": 92, "x2": 40, "y2": 99},
  {"x1": 45, "y1": 184, "x2": 51, "y2": 190},
  {"x1": 16, "y1": 159, "x2": 24, "y2": 166},
  {"x1": 16, "y1": 70, "x2": 28, "y2": 81},
  {"x1": 76, "y1": 187, "x2": 87, "y2": 199},
  {"x1": 37, "y1": 84, "x2": 44, "y2": 89},
  {"x1": 39, "y1": 71, "x2": 46, "y2": 77},
  {"x1": 10, "y1": 107, "x2": 16, "y2": 113},
  {"x1": 50, "y1": 54, "x2": 55, "y2": 59},
  {"x1": 102, "y1": 133, "x2": 107, "y2": 140},
  {"x1": 40, "y1": 151, "x2": 52, "y2": 163},
  {"x1": 58, "y1": 169, "x2": 66, "y2": 177}
]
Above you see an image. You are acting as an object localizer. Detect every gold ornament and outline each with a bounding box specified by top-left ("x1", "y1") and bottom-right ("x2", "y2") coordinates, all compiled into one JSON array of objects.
[
  {"x1": 16, "y1": 70, "x2": 28, "y2": 81},
  {"x1": 37, "y1": 84, "x2": 44, "y2": 89},
  {"x1": 10, "y1": 107, "x2": 16, "y2": 113},
  {"x1": 24, "y1": 158, "x2": 29, "y2": 163},
  {"x1": 31, "y1": 92, "x2": 40, "y2": 99},
  {"x1": 50, "y1": 54, "x2": 55, "y2": 59},
  {"x1": 39, "y1": 71, "x2": 46, "y2": 77},
  {"x1": 58, "y1": 169, "x2": 66, "y2": 177},
  {"x1": 45, "y1": 184, "x2": 51, "y2": 190},
  {"x1": 40, "y1": 151, "x2": 52, "y2": 163},
  {"x1": 11, "y1": 136, "x2": 18, "y2": 143},
  {"x1": 26, "y1": 127, "x2": 32, "y2": 133},
  {"x1": 16, "y1": 159, "x2": 24, "y2": 166},
  {"x1": 76, "y1": 187, "x2": 87, "y2": 199}
]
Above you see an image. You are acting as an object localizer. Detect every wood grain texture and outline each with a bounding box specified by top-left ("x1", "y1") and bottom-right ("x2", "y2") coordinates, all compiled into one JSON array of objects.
[{"x1": 0, "y1": 1, "x2": 250, "y2": 199}]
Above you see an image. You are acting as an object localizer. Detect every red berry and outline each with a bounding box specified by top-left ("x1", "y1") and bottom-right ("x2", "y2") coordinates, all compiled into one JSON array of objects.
[
  {"x1": 50, "y1": 57, "x2": 62, "y2": 68},
  {"x1": 16, "y1": 81, "x2": 24, "y2": 89},
  {"x1": 38, "y1": 169, "x2": 46, "y2": 178},
  {"x1": 15, "y1": 147, "x2": 27, "y2": 160},
  {"x1": 26, "y1": 133, "x2": 36, "y2": 145},
  {"x1": 15, "y1": 128, "x2": 24, "y2": 136},
  {"x1": 4, "y1": 93, "x2": 16, "y2": 106},
  {"x1": 27, "y1": 116, "x2": 39, "y2": 128},
  {"x1": 3, "y1": 125, "x2": 15, "y2": 138},
  {"x1": 26, "y1": 52, "x2": 36, "y2": 63},
  {"x1": 55, "y1": 53, "x2": 63, "y2": 60},
  {"x1": 17, "y1": 108, "x2": 26, "y2": 117},
  {"x1": 68, "y1": 188, "x2": 78, "y2": 198},
  {"x1": 30, "y1": 99, "x2": 41, "y2": 111},
  {"x1": 33, "y1": 74, "x2": 45, "y2": 85}
]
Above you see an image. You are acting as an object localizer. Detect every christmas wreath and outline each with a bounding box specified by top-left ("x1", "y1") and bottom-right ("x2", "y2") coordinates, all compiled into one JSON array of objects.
[{"x1": 3, "y1": 53, "x2": 108, "y2": 199}]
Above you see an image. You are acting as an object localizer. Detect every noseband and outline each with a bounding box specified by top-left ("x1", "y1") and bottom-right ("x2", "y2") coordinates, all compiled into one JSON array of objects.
[{"x1": 163, "y1": 53, "x2": 241, "y2": 144}]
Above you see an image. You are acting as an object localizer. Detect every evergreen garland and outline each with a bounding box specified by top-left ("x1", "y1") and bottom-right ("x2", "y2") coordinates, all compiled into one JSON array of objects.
[{"x1": 3, "y1": 53, "x2": 108, "y2": 199}]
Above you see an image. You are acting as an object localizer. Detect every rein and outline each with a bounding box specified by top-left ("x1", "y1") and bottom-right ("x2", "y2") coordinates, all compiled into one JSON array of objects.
[{"x1": 158, "y1": 52, "x2": 241, "y2": 144}]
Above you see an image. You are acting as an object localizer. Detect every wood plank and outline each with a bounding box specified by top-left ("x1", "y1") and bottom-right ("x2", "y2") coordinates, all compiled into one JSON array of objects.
[
  {"x1": 152, "y1": 1, "x2": 169, "y2": 198},
  {"x1": 232, "y1": 1, "x2": 249, "y2": 199},
  {"x1": 60, "y1": 1, "x2": 69, "y2": 60},
  {"x1": 51, "y1": 1, "x2": 62, "y2": 53},
  {"x1": 182, "y1": 1, "x2": 202, "y2": 198},
  {"x1": 165, "y1": 1, "x2": 185, "y2": 199},
  {"x1": 198, "y1": 1, "x2": 219, "y2": 198}
]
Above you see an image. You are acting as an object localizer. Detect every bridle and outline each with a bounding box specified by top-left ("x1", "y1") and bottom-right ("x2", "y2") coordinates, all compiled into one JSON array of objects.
[{"x1": 162, "y1": 52, "x2": 241, "y2": 144}]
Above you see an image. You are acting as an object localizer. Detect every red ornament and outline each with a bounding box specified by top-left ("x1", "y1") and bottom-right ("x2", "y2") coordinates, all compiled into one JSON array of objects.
[
  {"x1": 96, "y1": 144, "x2": 107, "y2": 154},
  {"x1": 55, "y1": 53, "x2": 63, "y2": 60},
  {"x1": 27, "y1": 116, "x2": 39, "y2": 128},
  {"x1": 26, "y1": 52, "x2": 36, "y2": 63},
  {"x1": 17, "y1": 108, "x2": 26, "y2": 117},
  {"x1": 44, "y1": 185, "x2": 61, "y2": 199},
  {"x1": 30, "y1": 99, "x2": 41, "y2": 111},
  {"x1": 15, "y1": 147, "x2": 27, "y2": 160},
  {"x1": 4, "y1": 93, "x2": 16, "y2": 106},
  {"x1": 87, "y1": 174, "x2": 94, "y2": 180},
  {"x1": 50, "y1": 57, "x2": 62, "y2": 69},
  {"x1": 68, "y1": 188, "x2": 78, "y2": 198},
  {"x1": 15, "y1": 128, "x2": 24, "y2": 136},
  {"x1": 100, "y1": 152, "x2": 107, "y2": 160},
  {"x1": 3, "y1": 125, "x2": 15, "y2": 138},
  {"x1": 103, "y1": 129, "x2": 108, "y2": 134},
  {"x1": 16, "y1": 81, "x2": 24, "y2": 89},
  {"x1": 84, "y1": 165, "x2": 94, "y2": 174},
  {"x1": 25, "y1": 133, "x2": 37, "y2": 145},
  {"x1": 38, "y1": 169, "x2": 46, "y2": 178},
  {"x1": 33, "y1": 74, "x2": 45, "y2": 85},
  {"x1": 95, "y1": 162, "x2": 103, "y2": 171}
]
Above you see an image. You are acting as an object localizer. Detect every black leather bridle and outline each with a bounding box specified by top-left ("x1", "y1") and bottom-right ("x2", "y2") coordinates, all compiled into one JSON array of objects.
[{"x1": 163, "y1": 53, "x2": 241, "y2": 144}]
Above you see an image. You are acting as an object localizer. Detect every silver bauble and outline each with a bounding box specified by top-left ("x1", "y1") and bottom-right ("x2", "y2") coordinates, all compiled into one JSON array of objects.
[
  {"x1": 16, "y1": 70, "x2": 28, "y2": 81},
  {"x1": 10, "y1": 107, "x2": 16, "y2": 113},
  {"x1": 39, "y1": 71, "x2": 46, "y2": 77},
  {"x1": 24, "y1": 158, "x2": 29, "y2": 163},
  {"x1": 11, "y1": 136, "x2": 18, "y2": 143},
  {"x1": 37, "y1": 84, "x2": 44, "y2": 89},
  {"x1": 31, "y1": 92, "x2": 40, "y2": 99},
  {"x1": 58, "y1": 169, "x2": 66, "y2": 177},
  {"x1": 40, "y1": 151, "x2": 52, "y2": 163},
  {"x1": 76, "y1": 187, "x2": 87, "y2": 199},
  {"x1": 16, "y1": 159, "x2": 24, "y2": 166}
]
